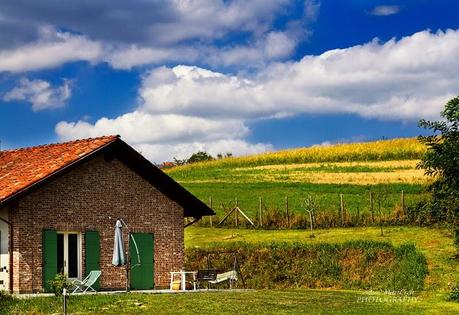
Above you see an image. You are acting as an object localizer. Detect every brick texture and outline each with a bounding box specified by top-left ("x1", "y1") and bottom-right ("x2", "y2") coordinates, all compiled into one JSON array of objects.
[{"x1": 3, "y1": 155, "x2": 184, "y2": 293}]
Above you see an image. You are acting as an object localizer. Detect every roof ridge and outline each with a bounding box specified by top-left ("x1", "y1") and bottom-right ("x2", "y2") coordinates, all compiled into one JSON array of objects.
[{"x1": 0, "y1": 135, "x2": 119, "y2": 153}]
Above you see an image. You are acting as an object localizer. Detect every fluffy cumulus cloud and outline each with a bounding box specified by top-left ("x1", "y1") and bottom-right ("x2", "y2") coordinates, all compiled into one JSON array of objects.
[
  {"x1": 4, "y1": 77, "x2": 72, "y2": 110},
  {"x1": 56, "y1": 112, "x2": 250, "y2": 144},
  {"x1": 56, "y1": 29, "x2": 459, "y2": 162},
  {"x1": 140, "y1": 29, "x2": 459, "y2": 121},
  {"x1": 56, "y1": 112, "x2": 271, "y2": 162}
]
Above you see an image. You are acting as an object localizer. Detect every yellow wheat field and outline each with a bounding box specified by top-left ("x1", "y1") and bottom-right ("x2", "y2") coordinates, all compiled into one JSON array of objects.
[{"x1": 168, "y1": 138, "x2": 426, "y2": 172}]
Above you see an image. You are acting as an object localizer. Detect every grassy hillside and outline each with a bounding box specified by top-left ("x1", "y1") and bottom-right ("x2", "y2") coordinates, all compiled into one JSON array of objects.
[{"x1": 167, "y1": 138, "x2": 430, "y2": 223}]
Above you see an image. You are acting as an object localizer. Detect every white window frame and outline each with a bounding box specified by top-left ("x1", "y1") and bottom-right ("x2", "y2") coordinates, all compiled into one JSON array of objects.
[{"x1": 57, "y1": 232, "x2": 82, "y2": 280}]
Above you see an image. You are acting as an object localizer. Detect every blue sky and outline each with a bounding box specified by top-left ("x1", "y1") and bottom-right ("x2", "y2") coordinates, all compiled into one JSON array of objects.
[{"x1": 0, "y1": 0, "x2": 458, "y2": 162}]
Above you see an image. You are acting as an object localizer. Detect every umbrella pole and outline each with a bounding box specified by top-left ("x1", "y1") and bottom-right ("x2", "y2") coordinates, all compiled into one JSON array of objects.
[
  {"x1": 120, "y1": 218, "x2": 130, "y2": 292},
  {"x1": 126, "y1": 241, "x2": 130, "y2": 292}
]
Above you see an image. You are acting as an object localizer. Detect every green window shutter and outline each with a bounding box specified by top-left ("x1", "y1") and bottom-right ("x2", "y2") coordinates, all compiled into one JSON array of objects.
[
  {"x1": 85, "y1": 231, "x2": 100, "y2": 290},
  {"x1": 130, "y1": 233, "x2": 154, "y2": 290},
  {"x1": 42, "y1": 230, "x2": 57, "y2": 292}
]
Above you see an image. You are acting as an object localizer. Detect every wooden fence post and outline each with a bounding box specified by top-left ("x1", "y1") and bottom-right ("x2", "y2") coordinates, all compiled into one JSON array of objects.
[
  {"x1": 369, "y1": 191, "x2": 374, "y2": 223},
  {"x1": 235, "y1": 197, "x2": 239, "y2": 228},
  {"x1": 401, "y1": 190, "x2": 405, "y2": 224},
  {"x1": 356, "y1": 206, "x2": 360, "y2": 226},
  {"x1": 401, "y1": 190, "x2": 405, "y2": 213},
  {"x1": 285, "y1": 196, "x2": 290, "y2": 228},
  {"x1": 340, "y1": 193, "x2": 345, "y2": 226},
  {"x1": 209, "y1": 196, "x2": 213, "y2": 227},
  {"x1": 259, "y1": 197, "x2": 263, "y2": 228}
]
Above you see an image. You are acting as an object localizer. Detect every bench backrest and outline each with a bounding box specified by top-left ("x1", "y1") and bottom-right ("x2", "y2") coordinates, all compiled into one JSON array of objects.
[
  {"x1": 196, "y1": 269, "x2": 218, "y2": 281},
  {"x1": 216, "y1": 270, "x2": 237, "y2": 282}
]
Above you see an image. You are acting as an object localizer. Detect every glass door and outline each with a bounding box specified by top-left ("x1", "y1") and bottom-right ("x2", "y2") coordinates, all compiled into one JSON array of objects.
[{"x1": 57, "y1": 232, "x2": 81, "y2": 279}]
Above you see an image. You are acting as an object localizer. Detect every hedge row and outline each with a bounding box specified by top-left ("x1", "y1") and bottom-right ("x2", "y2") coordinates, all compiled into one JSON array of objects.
[{"x1": 186, "y1": 241, "x2": 427, "y2": 292}]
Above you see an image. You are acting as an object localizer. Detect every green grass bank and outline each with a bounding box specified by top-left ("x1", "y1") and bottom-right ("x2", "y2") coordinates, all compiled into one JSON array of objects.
[{"x1": 186, "y1": 241, "x2": 427, "y2": 291}]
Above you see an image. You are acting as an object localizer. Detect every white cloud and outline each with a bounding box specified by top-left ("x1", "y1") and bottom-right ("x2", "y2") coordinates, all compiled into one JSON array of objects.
[
  {"x1": 153, "y1": 0, "x2": 289, "y2": 44},
  {"x1": 0, "y1": 25, "x2": 301, "y2": 72},
  {"x1": 0, "y1": 1, "x2": 290, "y2": 47},
  {"x1": 4, "y1": 77, "x2": 72, "y2": 110},
  {"x1": 105, "y1": 45, "x2": 200, "y2": 70},
  {"x1": 56, "y1": 112, "x2": 249, "y2": 145},
  {"x1": 370, "y1": 5, "x2": 400, "y2": 16},
  {"x1": 0, "y1": 26, "x2": 103, "y2": 73},
  {"x1": 264, "y1": 31, "x2": 298, "y2": 59},
  {"x1": 304, "y1": 0, "x2": 321, "y2": 21},
  {"x1": 0, "y1": 1, "x2": 299, "y2": 72},
  {"x1": 138, "y1": 29, "x2": 459, "y2": 121},
  {"x1": 56, "y1": 29, "x2": 459, "y2": 162},
  {"x1": 135, "y1": 139, "x2": 271, "y2": 163},
  {"x1": 55, "y1": 112, "x2": 270, "y2": 162}
]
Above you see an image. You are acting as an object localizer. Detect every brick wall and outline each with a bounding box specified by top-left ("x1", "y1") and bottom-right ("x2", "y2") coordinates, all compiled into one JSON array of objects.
[{"x1": 4, "y1": 155, "x2": 184, "y2": 293}]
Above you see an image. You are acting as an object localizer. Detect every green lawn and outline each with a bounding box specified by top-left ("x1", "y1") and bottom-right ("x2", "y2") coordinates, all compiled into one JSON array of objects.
[
  {"x1": 1, "y1": 289, "x2": 452, "y2": 315},
  {"x1": 4, "y1": 226, "x2": 459, "y2": 314}
]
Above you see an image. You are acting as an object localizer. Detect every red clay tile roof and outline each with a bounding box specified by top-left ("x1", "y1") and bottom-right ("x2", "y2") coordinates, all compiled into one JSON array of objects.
[{"x1": 0, "y1": 135, "x2": 119, "y2": 202}]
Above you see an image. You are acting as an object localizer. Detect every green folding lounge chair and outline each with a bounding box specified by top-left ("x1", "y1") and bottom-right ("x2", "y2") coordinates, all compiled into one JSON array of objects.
[{"x1": 71, "y1": 270, "x2": 102, "y2": 293}]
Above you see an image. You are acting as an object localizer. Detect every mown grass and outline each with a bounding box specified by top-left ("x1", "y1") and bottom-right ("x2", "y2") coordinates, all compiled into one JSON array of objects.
[
  {"x1": 181, "y1": 182, "x2": 428, "y2": 223},
  {"x1": 0, "y1": 289, "x2": 433, "y2": 315},
  {"x1": 186, "y1": 241, "x2": 427, "y2": 291}
]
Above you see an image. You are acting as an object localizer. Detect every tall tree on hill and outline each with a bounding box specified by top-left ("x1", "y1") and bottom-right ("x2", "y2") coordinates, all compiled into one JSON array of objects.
[{"x1": 418, "y1": 96, "x2": 459, "y2": 253}]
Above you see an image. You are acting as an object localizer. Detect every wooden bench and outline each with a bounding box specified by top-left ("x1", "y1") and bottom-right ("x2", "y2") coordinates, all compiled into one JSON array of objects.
[
  {"x1": 209, "y1": 270, "x2": 238, "y2": 289},
  {"x1": 195, "y1": 269, "x2": 218, "y2": 289}
]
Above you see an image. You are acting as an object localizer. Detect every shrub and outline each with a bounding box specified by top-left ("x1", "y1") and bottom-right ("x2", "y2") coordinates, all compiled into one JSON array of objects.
[
  {"x1": 48, "y1": 273, "x2": 70, "y2": 296},
  {"x1": 449, "y1": 284, "x2": 459, "y2": 302}
]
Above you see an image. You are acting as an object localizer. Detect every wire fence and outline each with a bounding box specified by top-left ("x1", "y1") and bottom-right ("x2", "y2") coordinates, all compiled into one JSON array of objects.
[{"x1": 190, "y1": 190, "x2": 427, "y2": 229}]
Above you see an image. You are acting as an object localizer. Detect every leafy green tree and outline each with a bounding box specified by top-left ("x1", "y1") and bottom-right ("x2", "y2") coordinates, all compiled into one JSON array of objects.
[
  {"x1": 418, "y1": 96, "x2": 459, "y2": 249},
  {"x1": 187, "y1": 151, "x2": 214, "y2": 164}
]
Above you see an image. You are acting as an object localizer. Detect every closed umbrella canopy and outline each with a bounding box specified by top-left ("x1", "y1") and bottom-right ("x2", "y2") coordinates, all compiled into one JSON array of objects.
[{"x1": 112, "y1": 220, "x2": 126, "y2": 266}]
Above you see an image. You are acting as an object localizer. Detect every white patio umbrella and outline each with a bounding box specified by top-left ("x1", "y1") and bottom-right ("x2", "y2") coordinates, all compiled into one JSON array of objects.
[
  {"x1": 112, "y1": 220, "x2": 126, "y2": 266},
  {"x1": 111, "y1": 218, "x2": 141, "y2": 292}
]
